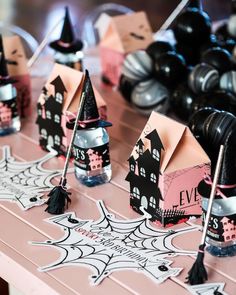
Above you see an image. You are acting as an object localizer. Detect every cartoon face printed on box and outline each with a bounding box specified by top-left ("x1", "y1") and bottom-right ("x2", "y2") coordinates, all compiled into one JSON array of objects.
[{"x1": 96, "y1": 11, "x2": 153, "y2": 86}]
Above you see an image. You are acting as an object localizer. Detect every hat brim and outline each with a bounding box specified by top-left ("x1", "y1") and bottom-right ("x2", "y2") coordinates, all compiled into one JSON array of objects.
[
  {"x1": 49, "y1": 40, "x2": 83, "y2": 53},
  {"x1": 0, "y1": 77, "x2": 18, "y2": 86},
  {"x1": 66, "y1": 119, "x2": 112, "y2": 130}
]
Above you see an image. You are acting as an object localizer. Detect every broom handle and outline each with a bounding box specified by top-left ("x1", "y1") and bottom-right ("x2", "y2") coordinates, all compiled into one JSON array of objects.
[
  {"x1": 157, "y1": 0, "x2": 190, "y2": 33},
  {"x1": 201, "y1": 145, "x2": 225, "y2": 245},
  {"x1": 61, "y1": 92, "x2": 86, "y2": 183},
  {"x1": 27, "y1": 18, "x2": 63, "y2": 68}
]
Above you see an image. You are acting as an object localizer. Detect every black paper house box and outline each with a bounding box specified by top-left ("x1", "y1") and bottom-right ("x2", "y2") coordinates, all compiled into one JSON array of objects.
[
  {"x1": 126, "y1": 111, "x2": 210, "y2": 227},
  {"x1": 36, "y1": 63, "x2": 107, "y2": 155}
]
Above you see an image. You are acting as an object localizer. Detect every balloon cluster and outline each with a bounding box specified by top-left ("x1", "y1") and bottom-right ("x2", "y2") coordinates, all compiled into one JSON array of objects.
[
  {"x1": 119, "y1": 41, "x2": 187, "y2": 116},
  {"x1": 119, "y1": 1, "x2": 236, "y2": 120}
]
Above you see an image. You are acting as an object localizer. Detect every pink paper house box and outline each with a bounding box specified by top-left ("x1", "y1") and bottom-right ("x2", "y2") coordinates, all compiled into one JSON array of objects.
[
  {"x1": 3, "y1": 35, "x2": 31, "y2": 118},
  {"x1": 36, "y1": 63, "x2": 107, "y2": 155},
  {"x1": 126, "y1": 111, "x2": 210, "y2": 227},
  {"x1": 96, "y1": 11, "x2": 153, "y2": 86}
]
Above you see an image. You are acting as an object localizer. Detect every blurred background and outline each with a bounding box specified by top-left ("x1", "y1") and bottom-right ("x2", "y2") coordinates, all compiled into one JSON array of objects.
[{"x1": 0, "y1": 0, "x2": 232, "y2": 54}]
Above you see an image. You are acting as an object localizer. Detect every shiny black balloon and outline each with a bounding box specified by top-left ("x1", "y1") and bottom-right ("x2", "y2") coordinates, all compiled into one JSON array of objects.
[
  {"x1": 220, "y1": 38, "x2": 236, "y2": 54},
  {"x1": 170, "y1": 82, "x2": 196, "y2": 121},
  {"x1": 192, "y1": 90, "x2": 236, "y2": 115},
  {"x1": 175, "y1": 42, "x2": 200, "y2": 66},
  {"x1": 188, "y1": 63, "x2": 219, "y2": 94},
  {"x1": 173, "y1": 8, "x2": 212, "y2": 45},
  {"x1": 154, "y1": 52, "x2": 187, "y2": 88},
  {"x1": 119, "y1": 75, "x2": 138, "y2": 102},
  {"x1": 146, "y1": 41, "x2": 175, "y2": 61},
  {"x1": 215, "y1": 23, "x2": 230, "y2": 42},
  {"x1": 201, "y1": 47, "x2": 232, "y2": 74},
  {"x1": 199, "y1": 34, "x2": 219, "y2": 56}
]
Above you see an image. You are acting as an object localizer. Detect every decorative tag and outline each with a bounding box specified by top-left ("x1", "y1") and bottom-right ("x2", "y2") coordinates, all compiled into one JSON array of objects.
[
  {"x1": 202, "y1": 209, "x2": 236, "y2": 243},
  {"x1": 0, "y1": 98, "x2": 18, "y2": 128},
  {"x1": 73, "y1": 143, "x2": 110, "y2": 171}
]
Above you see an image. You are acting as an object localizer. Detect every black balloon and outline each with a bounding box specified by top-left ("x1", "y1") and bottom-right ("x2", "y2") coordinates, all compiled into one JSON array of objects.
[
  {"x1": 201, "y1": 47, "x2": 232, "y2": 74},
  {"x1": 173, "y1": 8, "x2": 212, "y2": 45},
  {"x1": 146, "y1": 41, "x2": 175, "y2": 61},
  {"x1": 119, "y1": 75, "x2": 138, "y2": 102},
  {"x1": 220, "y1": 38, "x2": 236, "y2": 54},
  {"x1": 215, "y1": 23, "x2": 230, "y2": 42},
  {"x1": 170, "y1": 82, "x2": 196, "y2": 121},
  {"x1": 199, "y1": 34, "x2": 219, "y2": 57},
  {"x1": 188, "y1": 63, "x2": 219, "y2": 94},
  {"x1": 192, "y1": 90, "x2": 236, "y2": 115},
  {"x1": 175, "y1": 42, "x2": 200, "y2": 66},
  {"x1": 154, "y1": 52, "x2": 187, "y2": 88}
]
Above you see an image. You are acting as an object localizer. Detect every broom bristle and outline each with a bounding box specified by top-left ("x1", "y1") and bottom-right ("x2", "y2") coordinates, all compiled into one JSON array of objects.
[
  {"x1": 45, "y1": 185, "x2": 71, "y2": 214},
  {"x1": 186, "y1": 244, "x2": 208, "y2": 285}
]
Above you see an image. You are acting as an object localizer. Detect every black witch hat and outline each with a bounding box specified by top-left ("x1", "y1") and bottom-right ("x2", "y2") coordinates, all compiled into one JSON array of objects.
[
  {"x1": 197, "y1": 110, "x2": 236, "y2": 199},
  {"x1": 0, "y1": 35, "x2": 16, "y2": 85},
  {"x1": 67, "y1": 69, "x2": 112, "y2": 130},
  {"x1": 49, "y1": 6, "x2": 83, "y2": 53},
  {"x1": 188, "y1": 0, "x2": 202, "y2": 9}
]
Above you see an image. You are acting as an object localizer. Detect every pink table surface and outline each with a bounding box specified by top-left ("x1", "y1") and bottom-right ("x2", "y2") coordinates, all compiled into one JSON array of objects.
[{"x1": 0, "y1": 51, "x2": 236, "y2": 295}]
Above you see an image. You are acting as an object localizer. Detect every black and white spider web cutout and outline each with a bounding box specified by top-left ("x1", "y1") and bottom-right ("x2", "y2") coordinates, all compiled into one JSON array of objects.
[
  {"x1": 31, "y1": 200, "x2": 201, "y2": 285},
  {"x1": 0, "y1": 145, "x2": 62, "y2": 210}
]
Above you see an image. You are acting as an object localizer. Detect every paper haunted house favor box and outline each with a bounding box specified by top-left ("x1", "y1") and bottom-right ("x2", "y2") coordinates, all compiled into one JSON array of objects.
[
  {"x1": 36, "y1": 63, "x2": 107, "y2": 155},
  {"x1": 126, "y1": 112, "x2": 210, "y2": 227},
  {"x1": 3, "y1": 35, "x2": 31, "y2": 118},
  {"x1": 96, "y1": 11, "x2": 153, "y2": 86}
]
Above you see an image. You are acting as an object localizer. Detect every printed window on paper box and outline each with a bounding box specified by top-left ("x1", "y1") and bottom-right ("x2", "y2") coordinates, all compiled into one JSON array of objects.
[
  {"x1": 150, "y1": 196, "x2": 156, "y2": 208},
  {"x1": 133, "y1": 187, "x2": 140, "y2": 199},
  {"x1": 54, "y1": 135, "x2": 60, "y2": 145},
  {"x1": 54, "y1": 114, "x2": 60, "y2": 123},
  {"x1": 153, "y1": 149, "x2": 160, "y2": 161},
  {"x1": 56, "y1": 92, "x2": 63, "y2": 103},
  {"x1": 140, "y1": 167, "x2": 146, "y2": 177},
  {"x1": 41, "y1": 129, "x2": 47, "y2": 139},
  {"x1": 150, "y1": 173, "x2": 156, "y2": 183},
  {"x1": 46, "y1": 110, "x2": 51, "y2": 119}
]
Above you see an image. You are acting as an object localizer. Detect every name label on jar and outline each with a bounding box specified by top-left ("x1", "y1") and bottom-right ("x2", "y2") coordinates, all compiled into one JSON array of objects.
[
  {"x1": 0, "y1": 98, "x2": 18, "y2": 128},
  {"x1": 202, "y1": 209, "x2": 236, "y2": 243},
  {"x1": 73, "y1": 143, "x2": 110, "y2": 171}
]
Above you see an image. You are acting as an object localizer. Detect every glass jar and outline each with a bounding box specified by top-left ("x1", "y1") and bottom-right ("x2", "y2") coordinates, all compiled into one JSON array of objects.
[
  {"x1": 202, "y1": 196, "x2": 236, "y2": 256},
  {"x1": 54, "y1": 51, "x2": 83, "y2": 71},
  {"x1": 0, "y1": 84, "x2": 20, "y2": 136},
  {"x1": 73, "y1": 127, "x2": 112, "y2": 187}
]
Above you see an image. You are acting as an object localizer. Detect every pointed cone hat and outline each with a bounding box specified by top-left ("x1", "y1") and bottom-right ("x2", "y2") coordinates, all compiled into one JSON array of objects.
[
  {"x1": 188, "y1": 0, "x2": 202, "y2": 9},
  {"x1": 49, "y1": 7, "x2": 83, "y2": 53},
  {"x1": 0, "y1": 35, "x2": 16, "y2": 85},
  {"x1": 198, "y1": 111, "x2": 236, "y2": 199},
  {"x1": 67, "y1": 69, "x2": 112, "y2": 130}
]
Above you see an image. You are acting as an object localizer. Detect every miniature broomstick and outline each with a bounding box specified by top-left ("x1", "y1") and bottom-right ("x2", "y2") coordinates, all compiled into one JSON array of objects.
[
  {"x1": 45, "y1": 83, "x2": 86, "y2": 214},
  {"x1": 186, "y1": 145, "x2": 225, "y2": 285}
]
